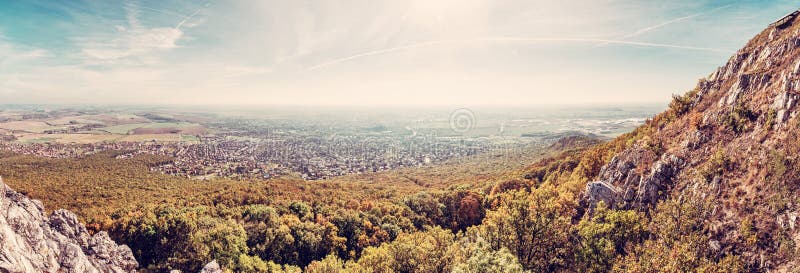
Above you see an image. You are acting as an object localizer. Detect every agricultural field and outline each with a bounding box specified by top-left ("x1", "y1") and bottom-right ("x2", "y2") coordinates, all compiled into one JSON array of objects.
[
  {"x1": 0, "y1": 120, "x2": 72, "y2": 133},
  {"x1": 13, "y1": 133, "x2": 198, "y2": 144},
  {"x1": 117, "y1": 133, "x2": 186, "y2": 142},
  {"x1": 0, "y1": 111, "x2": 209, "y2": 144},
  {"x1": 46, "y1": 116, "x2": 105, "y2": 126},
  {"x1": 16, "y1": 133, "x2": 118, "y2": 144},
  {"x1": 85, "y1": 114, "x2": 151, "y2": 125},
  {"x1": 98, "y1": 122, "x2": 205, "y2": 135}
]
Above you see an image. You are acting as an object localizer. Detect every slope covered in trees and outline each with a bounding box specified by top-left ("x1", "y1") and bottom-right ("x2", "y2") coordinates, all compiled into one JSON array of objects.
[
  {"x1": 0, "y1": 141, "x2": 580, "y2": 272},
  {"x1": 3, "y1": 9, "x2": 800, "y2": 273}
]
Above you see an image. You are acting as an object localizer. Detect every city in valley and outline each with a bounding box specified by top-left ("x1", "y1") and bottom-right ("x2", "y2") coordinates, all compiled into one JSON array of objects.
[
  {"x1": 5, "y1": 1, "x2": 799, "y2": 272},
  {"x1": 0, "y1": 105, "x2": 657, "y2": 180}
]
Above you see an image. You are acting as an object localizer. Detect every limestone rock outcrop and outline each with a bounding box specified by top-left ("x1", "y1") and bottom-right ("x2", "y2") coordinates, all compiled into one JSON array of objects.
[
  {"x1": 0, "y1": 176, "x2": 138, "y2": 273},
  {"x1": 584, "y1": 153, "x2": 683, "y2": 211},
  {"x1": 579, "y1": 9, "x2": 800, "y2": 270}
]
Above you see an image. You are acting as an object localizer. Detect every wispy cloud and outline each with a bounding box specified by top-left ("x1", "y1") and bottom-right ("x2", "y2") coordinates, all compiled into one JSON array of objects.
[
  {"x1": 0, "y1": 36, "x2": 51, "y2": 96},
  {"x1": 0, "y1": 36, "x2": 48, "y2": 67},
  {"x1": 306, "y1": 37, "x2": 732, "y2": 72},
  {"x1": 78, "y1": 0, "x2": 208, "y2": 64},
  {"x1": 0, "y1": 0, "x2": 795, "y2": 106},
  {"x1": 597, "y1": 4, "x2": 733, "y2": 46},
  {"x1": 81, "y1": 28, "x2": 183, "y2": 62}
]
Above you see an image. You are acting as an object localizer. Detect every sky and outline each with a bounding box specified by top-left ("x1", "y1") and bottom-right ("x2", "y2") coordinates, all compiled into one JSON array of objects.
[{"x1": 0, "y1": 0, "x2": 797, "y2": 106}]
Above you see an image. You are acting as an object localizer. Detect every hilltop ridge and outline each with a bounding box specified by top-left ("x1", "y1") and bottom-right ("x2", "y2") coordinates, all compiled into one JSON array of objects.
[
  {"x1": 2, "y1": 7, "x2": 800, "y2": 273},
  {"x1": 581, "y1": 9, "x2": 800, "y2": 270}
]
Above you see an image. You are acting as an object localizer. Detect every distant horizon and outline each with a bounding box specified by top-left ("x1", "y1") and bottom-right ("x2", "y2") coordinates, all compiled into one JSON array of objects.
[
  {"x1": 1, "y1": 1, "x2": 797, "y2": 105},
  {"x1": 0, "y1": 101, "x2": 670, "y2": 111}
]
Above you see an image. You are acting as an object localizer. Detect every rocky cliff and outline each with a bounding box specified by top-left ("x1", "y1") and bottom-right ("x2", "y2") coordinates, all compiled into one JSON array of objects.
[
  {"x1": 0, "y1": 176, "x2": 138, "y2": 273},
  {"x1": 583, "y1": 9, "x2": 800, "y2": 271}
]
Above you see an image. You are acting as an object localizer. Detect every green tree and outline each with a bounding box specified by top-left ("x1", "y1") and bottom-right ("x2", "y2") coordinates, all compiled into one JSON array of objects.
[
  {"x1": 404, "y1": 192, "x2": 445, "y2": 228},
  {"x1": 479, "y1": 188, "x2": 575, "y2": 272},
  {"x1": 453, "y1": 239, "x2": 525, "y2": 273},
  {"x1": 289, "y1": 201, "x2": 313, "y2": 220},
  {"x1": 575, "y1": 203, "x2": 647, "y2": 273},
  {"x1": 305, "y1": 254, "x2": 346, "y2": 273},
  {"x1": 356, "y1": 245, "x2": 396, "y2": 273},
  {"x1": 612, "y1": 198, "x2": 745, "y2": 273},
  {"x1": 353, "y1": 226, "x2": 460, "y2": 273},
  {"x1": 242, "y1": 205, "x2": 296, "y2": 264}
]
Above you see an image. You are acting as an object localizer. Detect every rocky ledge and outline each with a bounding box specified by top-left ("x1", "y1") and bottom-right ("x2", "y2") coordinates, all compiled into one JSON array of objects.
[{"x1": 0, "y1": 176, "x2": 138, "y2": 273}]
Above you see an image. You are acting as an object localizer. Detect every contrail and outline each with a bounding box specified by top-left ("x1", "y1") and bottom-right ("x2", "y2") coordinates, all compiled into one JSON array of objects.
[
  {"x1": 485, "y1": 37, "x2": 730, "y2": 52},
  {"x1": 176, "y1": 3, "x2": 210, "y2": 30},
  {"x1": 597, "y1": 5, "x2": 732, "y2": 46},
  {"x1": 130, "y1": 2, "x2": 210, "y2": 30},
  {"x1": 305, "y1": 41, "x2": 452, "y2": 71},
  {"x1": 615, "y1": 13, "x2": 703, "y2": 40},
  {"x1": 304, "y1": 37, "x2": 733, "y2": 72},
  {"x1": 136, "y1": 5, "x2": 187, "y2": 18}
]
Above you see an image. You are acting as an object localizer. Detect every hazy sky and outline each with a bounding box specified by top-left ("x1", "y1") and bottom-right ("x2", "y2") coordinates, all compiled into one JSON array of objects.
[{"x1": 0, "y1": 0, "x2": 796, "y2": 106}]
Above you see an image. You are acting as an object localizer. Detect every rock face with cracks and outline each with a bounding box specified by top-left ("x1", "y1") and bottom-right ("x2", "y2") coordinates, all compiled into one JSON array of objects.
[
  {"x1": 0, "y1": 176, "x2": 138, "y2": 273},
  {"x1": 580, "y1": 9, "x2": 800, "y2": 271}
]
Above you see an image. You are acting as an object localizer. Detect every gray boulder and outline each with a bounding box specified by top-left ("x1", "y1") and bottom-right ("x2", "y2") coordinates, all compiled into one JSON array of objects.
[
  {"x1": 585, "y1": 181, "x2": 622, "y2": 212},
  {"x1": 199, "y1": 260, "x2": 223, "y2": 273}
]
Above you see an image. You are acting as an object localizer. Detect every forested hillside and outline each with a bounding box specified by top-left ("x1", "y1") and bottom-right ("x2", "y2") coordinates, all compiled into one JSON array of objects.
[
  {"x1": 4, "y1": 9, "x2": 800, "y2": 273},
  {"x1": 0, "y1": 141, "x2": 580, "y2": 272}
]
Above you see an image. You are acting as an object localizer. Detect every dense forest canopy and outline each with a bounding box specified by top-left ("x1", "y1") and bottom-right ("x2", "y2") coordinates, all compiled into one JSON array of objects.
[{"x1": 2, "y1": 124, "x2": 782, "y2": 272}]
